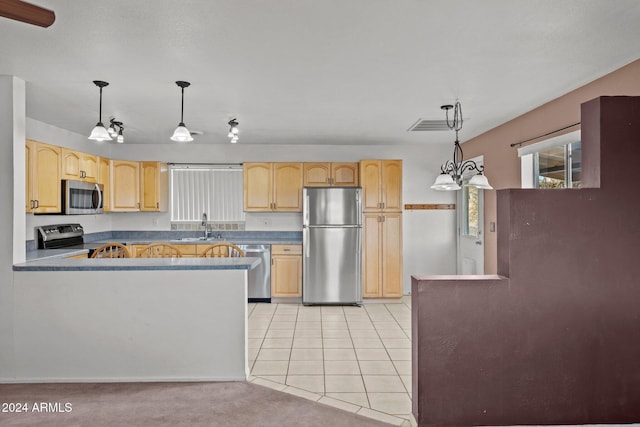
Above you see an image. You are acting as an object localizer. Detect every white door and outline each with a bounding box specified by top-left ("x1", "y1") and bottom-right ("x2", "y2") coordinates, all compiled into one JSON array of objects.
[{"x1": 457, "y1": 159, "x2": 485, "y2": 275}]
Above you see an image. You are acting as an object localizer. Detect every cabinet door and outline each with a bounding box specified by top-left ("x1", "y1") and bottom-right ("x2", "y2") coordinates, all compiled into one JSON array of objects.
[
  {"x1": 332, "y1": 162, "x2": 359, "y2": 187},
  {"x1": 381, "y1": 160, "x2": 402, "y2": 211},
  {"x1": 273, "y1": 162, "x2": 303, "y2": 211},
  {"x1": 272, "y1": 255, "x2": 302, "y2": 297},
  {"x1": 381, "y1": 213, "x2": 403, "y2": 297},
  {"x1": 362, "y1": 213, "x2": 382, "y2": 297},
  {"x1": 244, "y1": 163, "x2": 272, "y2": 211},
  {"x1": 98, "y1": 157, "x2": 110, "y2": 211},
  {"x1": 110, "y1": 160, "x2": 140, "y2": 211},
  {"x1": 80, "y1": 153, "x2": 98, "y2": 182},
  {"x1": 360, "y1": 160, "x2": 382, "y2": 211},
  {"x1": 30, "y1": 140, "x2": 62, "y2": 213},
  {"x1": 61, "y1": 148, "x2": 81, "y2": 180},
  {"x1": 140, "y1": 162, "x2": 160, "y2": 211},
  {"x1": 303, "y1": 162, "x2": 331, "y2": 186},
  {"x1": 25, "y1": 140, "x2": 32, "y2": 212}
]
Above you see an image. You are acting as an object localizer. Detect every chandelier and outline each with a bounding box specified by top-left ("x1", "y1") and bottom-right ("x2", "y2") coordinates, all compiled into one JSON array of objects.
[{"x1": 430, "y1": 101, "x2": 493, "y2": 191}]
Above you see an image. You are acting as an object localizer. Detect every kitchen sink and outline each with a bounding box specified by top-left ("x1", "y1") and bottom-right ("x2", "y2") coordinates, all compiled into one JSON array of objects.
[{"x1": 174, "y1": 236, "x2": 225, "y2": 242}]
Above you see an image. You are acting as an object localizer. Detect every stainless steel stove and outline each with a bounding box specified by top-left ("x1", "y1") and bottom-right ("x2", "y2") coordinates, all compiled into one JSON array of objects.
[{"x1": 35, "y1": 223, "x2": 109, "y2": 255}]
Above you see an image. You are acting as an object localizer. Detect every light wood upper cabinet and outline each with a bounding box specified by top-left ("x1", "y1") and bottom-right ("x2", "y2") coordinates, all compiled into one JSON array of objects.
[
  {"x1": 271, "y1": 244, "x2": 302, "y2": 297},
  {"x1": 61, "y1": 149, "x2": 98, "y2": 182},
  {"x1": 98, "y1": 157, "x2": 110, "y2": 212},
  {"x1": 332, "y1": 162, "x2": 359, "y2": 186},
  {"x1": 273, "y1": 163, "x2": 303, "y2": 211},
  {"x1": 360, "y1": 160, "x2": 402, "y2": 211},
  {"x1": 244, "y1": 162, "x2": 303, "y2": 212},
  {"x1": 244, "y1": 163, "x2": 273, "y2": 211},
  {"x1": 110, "y1": 160, "x2": 140, "y2": 211},
  {"x1": 303, "y1": 163, "x2": 331, "y2": 186},
  {"x1": 26, "y1": 139, "x2": 62, "y2": 213},
  {"x1": 303, "y1": 162, "x2": 359, "y2": 187},
  {"x1": 140, "y1": 161, "x2": 168, "y2": 212},
  {"x1": 362, "y1": 212, "x2": 403, "y2": 298}
]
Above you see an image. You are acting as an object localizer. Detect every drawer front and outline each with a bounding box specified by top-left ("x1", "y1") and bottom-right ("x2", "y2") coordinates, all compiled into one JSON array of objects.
[{"x1": 272, "y1": 244, "x2": 302, "y2": 255}]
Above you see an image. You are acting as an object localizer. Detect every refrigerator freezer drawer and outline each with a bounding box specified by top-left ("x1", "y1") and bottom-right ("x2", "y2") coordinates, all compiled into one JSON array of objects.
[{"x1": 303, "y1": 226, "x2": 362, "y2": 305}]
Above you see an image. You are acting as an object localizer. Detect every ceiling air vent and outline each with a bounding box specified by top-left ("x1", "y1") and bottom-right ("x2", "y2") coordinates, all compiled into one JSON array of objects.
[{"x1": 407, "y1": 119, "x2": 451, "y2": 132}]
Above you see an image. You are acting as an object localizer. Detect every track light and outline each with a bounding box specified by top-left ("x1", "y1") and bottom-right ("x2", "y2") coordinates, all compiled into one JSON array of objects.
[
  {"x1": 88, "y1": 80, "x2": 112, "y2": 141},
  {"x1": 228, "y1": 118, "x2": 239, "y2": 143},
  {"x1": 170, "y1": 81, "x2": 194, "y2": 142},
  {"x1": 107, "y1": 118, "x2": 125, "y2": 143}
]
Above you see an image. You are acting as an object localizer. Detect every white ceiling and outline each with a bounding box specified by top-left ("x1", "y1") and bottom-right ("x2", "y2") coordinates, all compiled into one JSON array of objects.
[{"x1": 2, "y1": 0, "x2": 639, "y2": 145}]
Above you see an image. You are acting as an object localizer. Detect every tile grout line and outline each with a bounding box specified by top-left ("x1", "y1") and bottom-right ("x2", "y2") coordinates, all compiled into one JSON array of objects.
[
  {"x1": 382, "y1": 302, "x2": 412, "y2": 395},
  {"x1": 344, "y1": 305, "x2": 371, "y2": 410}
]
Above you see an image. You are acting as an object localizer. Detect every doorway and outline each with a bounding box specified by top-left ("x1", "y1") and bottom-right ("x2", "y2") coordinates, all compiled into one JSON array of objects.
[{"x1": 456, "y1": 157, "x2": 485, "y2": 275}]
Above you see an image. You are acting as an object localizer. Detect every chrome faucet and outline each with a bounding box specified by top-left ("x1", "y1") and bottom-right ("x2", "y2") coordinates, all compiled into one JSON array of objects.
[{"x1": 201, "y1": 213, "x2": 208, "y2": 239}]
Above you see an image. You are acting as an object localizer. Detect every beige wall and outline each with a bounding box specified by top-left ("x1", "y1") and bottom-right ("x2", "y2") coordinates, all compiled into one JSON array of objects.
[{"x1": 462, "y1": 58, "x2": 640, "y2": 274}]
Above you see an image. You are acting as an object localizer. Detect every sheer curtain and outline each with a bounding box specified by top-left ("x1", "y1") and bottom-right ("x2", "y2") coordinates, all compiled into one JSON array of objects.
[{"x1": 170, "y1": 164, "x2": 245, "y2": 222}]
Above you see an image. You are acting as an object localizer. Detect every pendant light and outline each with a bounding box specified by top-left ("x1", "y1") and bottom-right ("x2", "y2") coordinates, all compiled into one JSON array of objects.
[
  {"x1": 88, "y1": 80, "x2": 112, "y2": 141},
  {"x1": 170, "y1": 81, "x2": 194, "y2": 142},
  {"x1": 430, "y1": 101, "x2": 493, "y2": 191}
]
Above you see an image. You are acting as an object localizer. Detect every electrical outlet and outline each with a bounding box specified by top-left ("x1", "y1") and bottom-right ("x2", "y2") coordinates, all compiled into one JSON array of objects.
[
  {"x1": 152, "y1": 218, "x2": 159, "y2": 226},
  {"x1": 262, "y1": 218, "x2": 272, "y2": 226}
]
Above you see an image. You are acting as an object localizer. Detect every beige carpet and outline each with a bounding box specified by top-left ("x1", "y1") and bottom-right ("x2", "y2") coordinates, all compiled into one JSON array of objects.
[{"x1": 0, "y1": 381, "x2": 393, "y2": 426}]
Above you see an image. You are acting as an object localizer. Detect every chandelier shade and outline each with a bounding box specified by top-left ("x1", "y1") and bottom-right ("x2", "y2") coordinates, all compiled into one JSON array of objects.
[{"x1": 171, "y1": 124, "x2": 193, "y2": 142}]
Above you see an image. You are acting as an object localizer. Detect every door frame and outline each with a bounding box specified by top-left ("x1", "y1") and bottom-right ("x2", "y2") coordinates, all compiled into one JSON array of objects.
[{"x1": 456, "y1": 156, "x2": 485, "y2": 275}]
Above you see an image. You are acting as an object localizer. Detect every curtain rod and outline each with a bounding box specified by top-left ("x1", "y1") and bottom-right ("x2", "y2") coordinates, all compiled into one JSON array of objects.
[{"x1": 510, "y1": 122, "x2": 581, "y2": 148}]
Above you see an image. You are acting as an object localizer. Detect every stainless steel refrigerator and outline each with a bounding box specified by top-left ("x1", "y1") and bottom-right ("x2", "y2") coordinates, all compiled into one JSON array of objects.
[{"x1": 303, "y1": 187, "x2": 362, "y2": 305}]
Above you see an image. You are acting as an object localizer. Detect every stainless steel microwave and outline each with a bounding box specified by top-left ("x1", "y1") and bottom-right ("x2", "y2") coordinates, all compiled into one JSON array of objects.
[{"x1": 62, "y1": 180, "x2": 104, "y2": 215}]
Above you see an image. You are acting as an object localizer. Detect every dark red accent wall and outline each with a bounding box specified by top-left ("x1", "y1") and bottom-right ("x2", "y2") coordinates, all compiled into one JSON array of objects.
[{"x1": 412, "y1": 97, "x2": 640, "y2": 426}]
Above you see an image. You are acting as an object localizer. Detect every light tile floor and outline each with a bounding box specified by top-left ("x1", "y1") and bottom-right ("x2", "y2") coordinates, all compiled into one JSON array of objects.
[{"x1": 247, "y1": 295, "x2": 415, "y2": 426}]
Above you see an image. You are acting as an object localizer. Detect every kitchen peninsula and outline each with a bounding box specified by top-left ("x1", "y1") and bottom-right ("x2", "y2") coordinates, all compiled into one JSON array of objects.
[{"x1": 12, "y1": 253, "x2": 260, "y2": 383}]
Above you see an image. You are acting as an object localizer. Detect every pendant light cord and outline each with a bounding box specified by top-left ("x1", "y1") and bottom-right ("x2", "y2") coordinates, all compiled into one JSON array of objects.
[
  {"x1": 98, "y1": 86, "x2": 103, "y2": 124},
  {"x1": 180, "y1": 86, "x2": 185, "y2": 125}
]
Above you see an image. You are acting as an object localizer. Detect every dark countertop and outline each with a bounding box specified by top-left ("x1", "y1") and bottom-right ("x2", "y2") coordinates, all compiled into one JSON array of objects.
[
  {"x1": 14, "y1": 256, "x2": 262, "y2": 271},
  {"x1": 25, "y1": 230, "x2": 303, "y2": 262}
]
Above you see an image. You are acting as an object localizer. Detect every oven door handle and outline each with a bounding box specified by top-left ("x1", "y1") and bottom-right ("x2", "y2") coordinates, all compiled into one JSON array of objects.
[{"x1": 94, "y1": 183, "x2": 103, "y2": 213}]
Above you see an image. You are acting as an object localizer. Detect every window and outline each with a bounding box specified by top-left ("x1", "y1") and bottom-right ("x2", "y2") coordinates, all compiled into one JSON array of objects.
[
  {"x1": 534, "y1": 141, "x2": 581, "y2": 188},
  {"x1": 518, "y1": 130, "x2": 581, "y2": 189},
  {"x1": 170, "y1": 164, "x2": 245, "y2": 223},
  {"x1": 462, "y1": 183, "x2": 479, "y2": 237}
]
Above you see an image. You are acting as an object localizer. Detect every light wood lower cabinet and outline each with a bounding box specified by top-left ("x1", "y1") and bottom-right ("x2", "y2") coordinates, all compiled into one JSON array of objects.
[
  {"x1": 271, "y1": 244, "x2": 302, "y2": 297},
  {"x1": 129, "y1": 243, "x2": 218, "y2": 258},
  {"x1": 363, "y1": 212, "x2": 403, "y2": 298}
]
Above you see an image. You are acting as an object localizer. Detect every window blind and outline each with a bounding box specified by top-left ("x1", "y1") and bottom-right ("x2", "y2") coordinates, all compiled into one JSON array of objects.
[{"x1": 170, "y1": 165, "x2": 245, "y2": 222}]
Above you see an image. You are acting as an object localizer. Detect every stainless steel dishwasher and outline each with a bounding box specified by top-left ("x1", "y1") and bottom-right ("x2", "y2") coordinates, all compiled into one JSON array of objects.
[{"x1": 239, "y1": 244, "x2": 271, "y2": 303}]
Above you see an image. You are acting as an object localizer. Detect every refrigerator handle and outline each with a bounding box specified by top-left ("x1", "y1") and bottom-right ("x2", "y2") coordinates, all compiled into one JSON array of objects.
[
  {"x1": 303, "y1": 190, "x2": 309, "y2": 226},
  {"x1": 303, "y1": 227, "x2": 310, "y2": 258}
]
